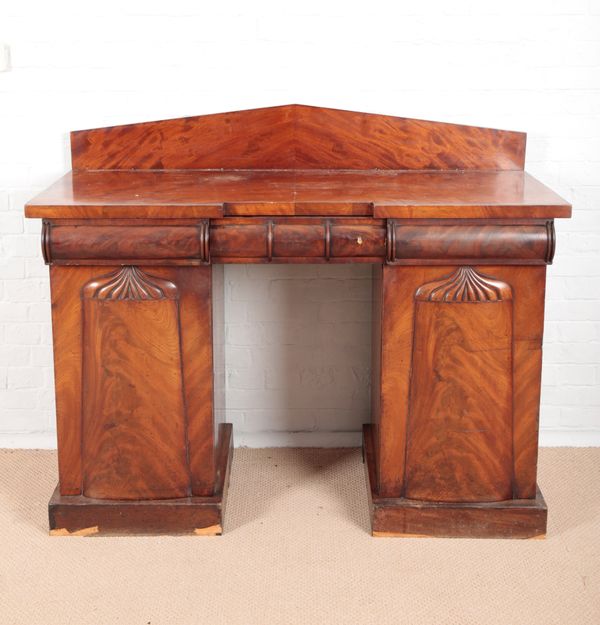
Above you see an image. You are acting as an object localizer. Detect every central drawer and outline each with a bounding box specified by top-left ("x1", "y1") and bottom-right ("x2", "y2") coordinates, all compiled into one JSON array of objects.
[{"x1": 210, "y1": 219, "x2": 387, "y2": 262}]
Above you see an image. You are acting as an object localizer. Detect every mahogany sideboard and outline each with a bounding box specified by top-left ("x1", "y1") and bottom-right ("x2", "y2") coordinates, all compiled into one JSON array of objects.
[{"x1": 25, "y1": 105, "x2": 571, "y2": 538}]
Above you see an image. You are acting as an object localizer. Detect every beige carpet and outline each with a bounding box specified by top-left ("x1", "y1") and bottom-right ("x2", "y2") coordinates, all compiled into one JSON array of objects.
[{"x1": 0, "y1": 448, "x2": 599, "y2": 625}]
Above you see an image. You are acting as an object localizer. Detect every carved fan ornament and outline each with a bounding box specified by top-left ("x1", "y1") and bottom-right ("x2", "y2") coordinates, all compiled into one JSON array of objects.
[
  {"x1": 83, "y1": 266, "x2": 178, "y2": 300},
  {"x1": 415, "y1": 267, "x2": 512, "y2": 302}
]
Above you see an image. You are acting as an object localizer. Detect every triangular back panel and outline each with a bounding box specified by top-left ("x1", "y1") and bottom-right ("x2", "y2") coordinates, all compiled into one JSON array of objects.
[{"x1": 71, "y1": 104, "x2": 526, "y2": 171}]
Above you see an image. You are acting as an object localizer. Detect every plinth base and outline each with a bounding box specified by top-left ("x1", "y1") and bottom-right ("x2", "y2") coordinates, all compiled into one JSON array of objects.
[
  {"x1": 363, "y1": 424, "x2": 547, "y2": 539},
  {"x1": 49, "y1": 423, "x2": 233, "y2": 536}
]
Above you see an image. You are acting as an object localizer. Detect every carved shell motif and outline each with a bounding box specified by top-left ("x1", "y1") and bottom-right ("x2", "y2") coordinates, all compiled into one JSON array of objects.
[
  {"x1": 83, "y1": 266, "x2": 178, "y2": 300},
  {"x1": 415, "y1": 267, "x2": 512, "y2": 302}
]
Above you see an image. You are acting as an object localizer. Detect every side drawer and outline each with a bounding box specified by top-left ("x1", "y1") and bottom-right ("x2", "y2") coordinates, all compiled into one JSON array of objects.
[
  {"x1": 44, "y1": 223, "x2": 209, "y2": 264},
  {"x1": 387, "y1": 222, "x2": 554, "y2": 265}
]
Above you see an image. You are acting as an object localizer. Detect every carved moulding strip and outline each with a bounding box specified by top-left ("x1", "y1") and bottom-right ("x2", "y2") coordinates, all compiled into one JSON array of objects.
[
  {"x1": 82, "y1": 266, "x2": 178, "y2": 300},
  {"x1": 415, "y1": 266, "x2": 512, "y2": 302},
  {"x1": 267, "y1": 220, "x2": 274, "y2": 262},
  {"x1": 199, "y1": 219, "x2": 210, "y2": 263},
  {"x1": 324, "y1": 219, "x2": 332, "y2": 261},
  {"x1": 386, "y1": 220, "x2": 396, "y2": 263},
  {"x1": 545, "y1": 220, "x2": 556, "y2": 264},
  {"x1": 41, "y1": 220, "x2": 52, "y2": 264}
]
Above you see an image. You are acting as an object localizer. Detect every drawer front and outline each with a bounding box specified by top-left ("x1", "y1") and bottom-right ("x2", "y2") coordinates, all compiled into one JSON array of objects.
[
  {"x1": 331, "y1": 225, "x2": 386, "y2": 258},
  {"x1": 43, "y1": 220, "x2": 554, "y2": 266},
  {"x1": 210, "y1": 224, "x2": 268, "y2": 258},
  {"x1": 388, "y1": 222, "x2": 554, "y2": 265},
  {"x1": 272, "y1": 224, "x2": 324, "y2": 257},
  {"x1": 210, "y1": 220, "x2": 387, "y2": 262},
  {"x1": 45, "y1": 223, "x2": 208, "y2": 263}
]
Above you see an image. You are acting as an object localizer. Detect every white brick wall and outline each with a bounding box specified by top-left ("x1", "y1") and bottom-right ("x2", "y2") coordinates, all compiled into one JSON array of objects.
[
  {"x1": 225, "y1": 264, "x2": 372, "y2": 446},
  {"x1": 1, "y1": 0, "x2": 599, "y2": 447}
]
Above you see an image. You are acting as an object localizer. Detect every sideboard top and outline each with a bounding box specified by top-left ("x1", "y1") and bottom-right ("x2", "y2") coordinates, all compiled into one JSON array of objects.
[
  {"x1": 25, "y1": 169, "x2": 571, "y2": 220},
  {"x1": 25, "y1": 105, "x2": 571, "y2": 220}
]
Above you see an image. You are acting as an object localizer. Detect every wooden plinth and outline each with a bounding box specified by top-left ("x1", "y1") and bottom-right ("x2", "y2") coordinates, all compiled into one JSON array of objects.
[
  {"x1": 363, "y1": 424, "x2": 547, "y2": 539},
  {"x1": 49, "y1": 423, "x2": 233, "y2": 536}
]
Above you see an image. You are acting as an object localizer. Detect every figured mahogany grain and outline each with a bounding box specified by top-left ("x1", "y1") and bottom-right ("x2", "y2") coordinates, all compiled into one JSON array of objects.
[
  {"x1": 211, "y1": 264, "x2": 226, "y2": 474},
  {"x1": 363, "y1": 425, "x2": 546, "y2": 539},
  {"x1": 46, "y1": 219, "x2": 553, "y2": 267},
  {"x1": 71, "y1": 105, "x2": 295, "y2": 171},
  {"x1": 70, "y1": 104, "x2": 525, "y2": 171},
  {"x1": 370, "y1": 265, "x2": 384, "y2": 490},
  {"x1": 25, "y1": 170, "x2": 571, "y2": 220},
  {"x1": 483, "y1": 265, "x2": 547, "y2": 499},
  {"x1": 390, "y1": 222, "x2": 552, "y2": 264},
  {"x1": 300, "y1": 105, "x2": 526, "y2": 170},
  {"x1": 331, "y1": 224, "x2": 386, "y2": 258},
  {"x1": 374, "y1": 265, "x2": 433, "y2": 496},
  {"x1": 81, "y1": 267, "x2": 190, "y2": 500},
  {"x1": 404, "y1": 269, "x2": 514, "y2": 502},
  {"x1": 49, "y1": 424, "x2": 233, "y2": 536},
  {"x1": 160, "y1": 266, "x2": 217, "y2": 496},
  {"x1": 48, "y1": 224, "x2": 206, "y2": 262},
  {"x1": 26, "y1": 104, "x2": 570, "y2": 538},
  {"x1": 50, "y1": 266, "x2": 100, "y2": 495},
  {"x1": 210, "y1": 223, "x2": 268, "y2": 259},
  {"x1": 373, "y1": 264, "x2": 546, "y2": 502},
  {"x1": 272, "y1": 224, "x2": 324, "y2": 258},
  {"x1": 208, "y1": 218, "x2": 387, "y2": 263}
]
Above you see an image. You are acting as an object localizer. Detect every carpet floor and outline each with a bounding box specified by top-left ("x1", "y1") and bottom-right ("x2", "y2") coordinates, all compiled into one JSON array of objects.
[{"x1": 0, "y1": 447, "x2": 598, "y2": 625}]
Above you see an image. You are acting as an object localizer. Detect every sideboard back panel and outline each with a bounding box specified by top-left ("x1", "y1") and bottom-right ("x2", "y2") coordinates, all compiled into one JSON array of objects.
[{"x1": 70, "y1": 104, "x2": 526, "y2": 172}]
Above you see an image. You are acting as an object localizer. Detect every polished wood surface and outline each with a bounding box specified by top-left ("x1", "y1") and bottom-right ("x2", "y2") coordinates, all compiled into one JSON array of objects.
[
  {"x1": 49, "y1": 266, "x2": 99, "y2": 494},
  {"x1": 26, "y1": 105, "x2": 571, "y2": 538},
  {"x1": 43, "y1": 218, "x2": 554, "y2": 266},
  {"x1": 81, "y1": 267, "x2": 190, "y2": 500},
  {"x1": 46, "y1": 223, "x2": 210, "y2": 263},
  {"x1": 49, "y1": 424, "x2": 232, "y2": 536},
  {"x1": 25, "y1": 170, "x2": 570, "y2": 220},
  {"x1": 405, "y1": 268, "x2": 514, "y2": 503},
  {"x1": 363, "y1": 425, "x2": 547, "y2": 539},
  {"x1": 49, "y1": 264, "x2": 219, "y2": 499},
  {"x1": 70, "y1": 104, "x2": 526, "y2": 171},
  {"x1": 387, "y1": 221, "x2": 554, "y2": 264},
  {"x1": 371, "y1": 263, "x2": 549, "y2": 503}
]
